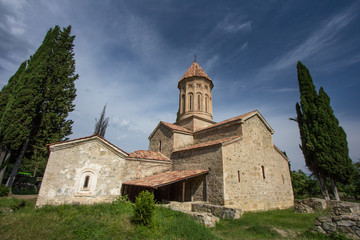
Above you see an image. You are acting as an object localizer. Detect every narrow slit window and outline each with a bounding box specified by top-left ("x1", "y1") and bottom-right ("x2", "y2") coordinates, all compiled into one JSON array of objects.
[
  {"x1": 237, "y1": 171, "x2": 241, "y2": 183},
  {"x1": 83, "y1": 175, "x2": 90, "y2": 189},
  {"x1": 182, "y1": 94, "x2": 185, "y2": 113},
  {"x1": 159, "y1": 140, "x2": 162, "y2": 151},
  {"x1": 261, "y1": 166, "x2": 265, "y2": 179},
  {"x1": 197, "y1": 95, "x2": 201, "y2": 110},
  {"x1": 205, "y1": 95, "x2": 208, "y2": 112},
  {"x1": 282, "y1": 174, "x2": 285, "y2": 184},
  {"x1": 189, "y1": 94, "x2": 193, "y2": 111}
]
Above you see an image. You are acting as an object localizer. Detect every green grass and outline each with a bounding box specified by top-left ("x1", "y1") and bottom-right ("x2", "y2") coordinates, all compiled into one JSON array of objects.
[{"x1": 0, "y1": 197, "x2": 347, "y2": 240}]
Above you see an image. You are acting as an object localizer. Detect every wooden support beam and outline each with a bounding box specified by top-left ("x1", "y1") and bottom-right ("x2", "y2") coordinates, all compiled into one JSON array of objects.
[{"x1": 182, "y1": 181, "x2": 185, "y2": 202}]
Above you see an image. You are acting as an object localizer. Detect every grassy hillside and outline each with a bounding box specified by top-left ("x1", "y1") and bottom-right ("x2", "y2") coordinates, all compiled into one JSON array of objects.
[{"x1": 0, "y1": 197, "x2": 346, "y2": 240}]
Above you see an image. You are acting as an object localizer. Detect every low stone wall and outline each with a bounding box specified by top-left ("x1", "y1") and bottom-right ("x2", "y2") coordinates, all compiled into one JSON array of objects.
[
  {"x1": 192, "y1": 203, "x2": 242, "y2": 219},
  {"x1": 163, "y1": 201, "x2": 242, "y2": 227},
  {"x1": 314, "y1": 202, "x2": 360, "y2": 240}
]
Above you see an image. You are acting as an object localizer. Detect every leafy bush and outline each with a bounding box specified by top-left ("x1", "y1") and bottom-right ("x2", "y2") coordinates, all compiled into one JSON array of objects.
[
  {"x1": 131, "y1": 190, "x2": 155, "y2": 226},
  {"x1": 0, "y1": 185, "x2": 10, "y2": 197}
]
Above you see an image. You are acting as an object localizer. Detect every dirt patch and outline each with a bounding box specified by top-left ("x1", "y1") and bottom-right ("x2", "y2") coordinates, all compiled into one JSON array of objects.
[
  {"x1": 272, "y1": 227, "x2": 297, "y2": 238},
  {"x1": 11, "y1": 195, "x2": 38, "y2": 200}
]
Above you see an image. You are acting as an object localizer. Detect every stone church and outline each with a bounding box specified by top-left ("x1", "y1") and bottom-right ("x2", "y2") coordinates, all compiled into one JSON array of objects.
[{"x1": 36, "y1": 61, "x2": 294, "y2": 212}]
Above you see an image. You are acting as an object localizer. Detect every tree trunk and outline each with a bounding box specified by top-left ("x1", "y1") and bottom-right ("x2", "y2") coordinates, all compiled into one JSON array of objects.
[
  {"x1": 6, "y1": 139, "x2": 29, "y2": 190},
  {"x1": 0, "y1": 151, "x2": 11, "y2": 185},
  {"x1": 318, "y1": 173, "x2": 330, "y2": 200},
  {"x1": 330, "y1": 177, "x2": 340, "y2": 201},
  {"x1": 0, "y1": 165, "x2": 6, "y2": 185}
]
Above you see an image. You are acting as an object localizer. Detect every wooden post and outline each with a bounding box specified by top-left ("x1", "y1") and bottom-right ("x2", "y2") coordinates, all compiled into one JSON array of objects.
[{"x1": 182, "y1": 181, "x2": 185, "y2": 202}]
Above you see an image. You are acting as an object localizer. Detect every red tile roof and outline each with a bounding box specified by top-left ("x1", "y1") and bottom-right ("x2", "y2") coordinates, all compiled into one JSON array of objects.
[
  {"x1": 161, "y1": 121, "x2": 192, "y2": 133},
  {"x1": 47, "y1": 134, "x2": 128, "y2": 155},
  {"x1": 195, "y1": 110, "x2": 258, "y2": 133},
  {"x1": 180, "y1": 62, "x2": 212, "y2": 81},
  {"x1": 122, "y1": 170, "x2": 208, "y2": 188},
  {"x1": 173, "y1": 135, "x2": 241, "y2": 153},
  {"x1": 127, "y1": 150, "x2": 171, "y2": 162}
]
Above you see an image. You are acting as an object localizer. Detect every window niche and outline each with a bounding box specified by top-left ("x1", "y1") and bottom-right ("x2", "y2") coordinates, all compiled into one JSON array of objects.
[{"x1": 77, "y1": 170, "x2": 97, "y2": 195}]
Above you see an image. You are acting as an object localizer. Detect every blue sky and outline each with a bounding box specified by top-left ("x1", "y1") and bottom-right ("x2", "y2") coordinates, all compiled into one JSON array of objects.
[{"x1": 0, "y1": 0, "x2": 359, "y2": 171}]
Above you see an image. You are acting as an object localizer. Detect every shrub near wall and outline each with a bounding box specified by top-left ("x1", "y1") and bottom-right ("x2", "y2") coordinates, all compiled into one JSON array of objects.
[{"x1": 131, "y1": 191, "x2": 156, "y2": 226}]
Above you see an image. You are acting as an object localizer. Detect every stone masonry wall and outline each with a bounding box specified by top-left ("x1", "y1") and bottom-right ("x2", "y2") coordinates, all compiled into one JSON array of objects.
[
  {"x1": 149, "y1": 125, "x2": 173, "y2": 158},
  {"x1": 36, "y1": 139, "x2": 127, "y2": 207},
  {"x1": 173, "y1": 132, "x2": 194, "y2": 150},
  {"x1": 222, "y1": 115, "x2": 294, "y2": 211},
  {"x1": 194, "y1": 123, "x2": 242, "y2": 144},
  {"x1": 122, "y1": 159, "x2": 171, "y2": 182},
  {"x1": 172, "y1": 145, "x2": 225, "y2": 205},
  {"x1": 193, "y1": 118, "x2": 214, "y2": 132}
]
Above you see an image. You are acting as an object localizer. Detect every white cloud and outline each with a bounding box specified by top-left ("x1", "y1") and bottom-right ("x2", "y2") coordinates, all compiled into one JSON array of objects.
[
  {"x1": 217, "y1": 14, "x2": 252, "y2": 33},
  {"x1": 253, "y1": 4, "x2": 358, "y2": 84},
  {"x1": 240, "y1": 42, "x2": 248, "y2": 50},
  {"x1": 223, "y1": 21, "x2": 252, "y2": 33}
]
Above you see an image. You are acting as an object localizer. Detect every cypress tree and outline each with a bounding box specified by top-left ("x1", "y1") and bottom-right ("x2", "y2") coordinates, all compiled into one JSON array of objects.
[
  {"x1": 296, "y1": 61, "x2": 352, "y2": 200},
  {"x1": 0, "y1": 25, "x2": 78, "y2": 189},
  {"x1": 295, "y1": 61, "x2": 330, "y2": 200},
  {"x1": 94, "y1": 105, "x2": 109, "y2": 137}
]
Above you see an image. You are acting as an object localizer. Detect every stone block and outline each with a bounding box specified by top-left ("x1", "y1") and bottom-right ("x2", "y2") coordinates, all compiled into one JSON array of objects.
[
  {"x1": 337, "y1": 220, "x2": 356, "y2": 227},
  {"x1": 188, "y1": 212, "x2": 220, "y2": 227},
  {"x1": 322, "y1": 222, "x2": 337, "y2": 232}
]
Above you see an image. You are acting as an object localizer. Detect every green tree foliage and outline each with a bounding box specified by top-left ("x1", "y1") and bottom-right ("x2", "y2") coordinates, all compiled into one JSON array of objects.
[
  {"x1": 131, "y1": 190, "x2": 156, "y2": 226},
  {"x1": 295, "y1": 61, "x2": 352, "y2": 201},
  {"x1": 291, "y1": 170, "x2": 321, "y2": 198},
  {"x1": 341, "y1": 161, "x2": 360, "y2": 200},
  {"x1": 0, "y1": 25, "x2": 78, "y2": 189},
  {"x1": 94, "y1": 105, "x2": 109, "y2": 137}
]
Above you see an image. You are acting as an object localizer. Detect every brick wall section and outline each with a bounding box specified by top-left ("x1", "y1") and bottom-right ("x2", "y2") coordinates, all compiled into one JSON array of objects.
[
  {"x1": 36, "y1": 139, "x2": 127, "y2": 207},
  {"x1": 194, "y1": 123, "x2": 242, "y2": 144},
  {"x1": 172, "y1": 146, "x2": 224, "y2": 205},
  {"x1": 148, "y1": 125, "x2": 173, "y2": 158},
  {"x1": 222, "y1": 115, "x2": 294, "y2": 211}
]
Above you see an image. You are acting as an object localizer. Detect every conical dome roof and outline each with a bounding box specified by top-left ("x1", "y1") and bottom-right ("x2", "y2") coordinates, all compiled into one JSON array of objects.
[{"x1": 179, "y1": 61, "x2": 212, "y2": 82}]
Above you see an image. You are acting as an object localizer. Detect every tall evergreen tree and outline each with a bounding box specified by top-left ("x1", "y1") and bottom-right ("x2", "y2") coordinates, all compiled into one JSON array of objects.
[
  {"x1": 295, "y1": 61, "x2": 352, "y2": 200},
  {"x1": 0, "y1": 25, "x2": 78, "y2": 189},
  {"x1": 94, "y1": 105, "x2": 109, "y2": 137}
]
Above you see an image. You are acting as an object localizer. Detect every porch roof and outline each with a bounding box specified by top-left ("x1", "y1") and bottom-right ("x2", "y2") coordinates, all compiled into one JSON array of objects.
[{"x1": 122, "y1": 170, "x2": 208, "y2": 189}]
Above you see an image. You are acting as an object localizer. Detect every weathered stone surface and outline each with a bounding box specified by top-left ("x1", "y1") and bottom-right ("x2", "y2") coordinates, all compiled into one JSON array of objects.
[
  {"x1": 294, "y1": 203, "x2": 314, "y2": 213},
  {"x1": 337, "y1": 220, "x2": 356, "y2": 227},
  {"x1": 191, "y1": 203, "x2": 242, "y2": 219},
  {"x1": 318, "y1": 216, "x2": 332, "y2": 222},
  {"x1": 334, "y1": 202, "x2": 360, "y2": 216},
  {"x1": 188, "y1": 212, "x2": 219, "y2": 227},
  {"x1": 314, "y1": 226, "x2": 326, "y2": 234},
  {"x1": 322, "y1": 222, "x2": 337, "y2": 232}
]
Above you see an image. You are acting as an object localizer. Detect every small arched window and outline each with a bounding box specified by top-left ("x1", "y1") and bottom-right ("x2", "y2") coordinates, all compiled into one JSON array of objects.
[
  {"x1": 83, "y1": 175, "x2": 90, "y2": 189},
  {"x1": 77, "y1": 170, "x2": 97, "y2": 194},
  {"x1": 197, "y1": 94, "x2": 201, "y2": 110},
  {"x1": 205, "y1": 95, "x2": 209, "y2": 112},
  {"x1": 181, "y1": 94, "x2": 185, "y2": 113},
  {"x1": 189, "y1": 93, "x2": 194, "y2": 111}
]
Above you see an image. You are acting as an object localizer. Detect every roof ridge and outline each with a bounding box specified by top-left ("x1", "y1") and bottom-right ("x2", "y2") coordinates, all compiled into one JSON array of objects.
[
  {"x1": 47, "y1": 134, "x2": 128, "y2": 155},
  {"x1": 195, "y1": 110, "x2": 258, "y2": 133},
  {"x1": 160, "y1": 121, "x2": 192, "y2": 133},
  {"x1": 173, "y1": 135, "x2": 241, "y2": 153}
]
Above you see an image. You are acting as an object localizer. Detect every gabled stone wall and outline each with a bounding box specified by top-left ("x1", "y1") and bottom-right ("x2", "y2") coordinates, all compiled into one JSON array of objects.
[
  {"x1": 222, "y1": 115, "x2": 293, "y2": 211},
  {"x1": 148, "y1": 125, "x2": 173, "y2": 158},
  {"x1": 36, "y1": 139, "x2": 127, "y2": 207}
]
